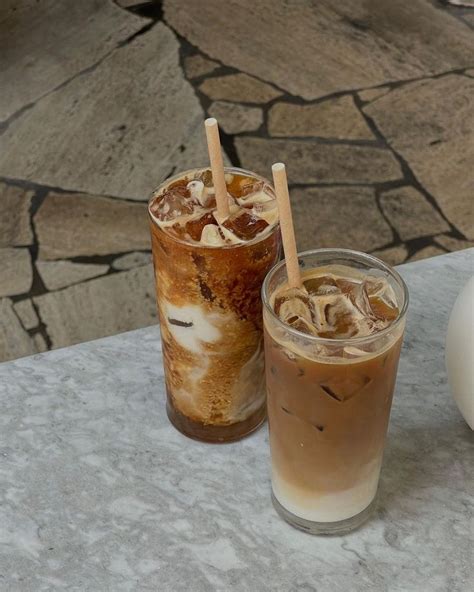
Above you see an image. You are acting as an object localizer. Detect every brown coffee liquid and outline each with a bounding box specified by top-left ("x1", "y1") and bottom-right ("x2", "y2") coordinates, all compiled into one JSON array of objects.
[
  {"x1": 266, "y1": 331, "x2": 402, "y2": 493},
  {"x1": 149, "y1": 169, "x2": 280, "y2": 442},
  {"x1": 265, "y1": 266, "x2": 404, "y2": 521}
]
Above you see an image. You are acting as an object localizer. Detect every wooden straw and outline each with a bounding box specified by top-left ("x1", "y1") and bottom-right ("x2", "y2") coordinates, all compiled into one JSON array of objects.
[
  {"x1": 272, "y1": 163, "x2": 301, "y2": 288},
  {"x1": 204, "y1": 118, "x2": 229, "y2": 218}
]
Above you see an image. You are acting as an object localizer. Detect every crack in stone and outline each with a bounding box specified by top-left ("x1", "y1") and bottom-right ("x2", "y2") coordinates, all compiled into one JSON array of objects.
[
  {"x1": 369, "y1": 239, "x2": 405, "y2": 254},
  {"x1": 163, "y1": 12, "x2": 288, "y2": 97},
  {"x1": 29, "y1": 303, "x2": 53, "y2": 351},
  {"x1": 0, "y1": 176, "x2": 148, "y2": 204},
  {"x1": 373, "y1": 190, "x2": 399, "y2": 244},
  {"x1": 234, "y1": 133, "x2": 385, "y2": 147},
  {"x1": 404, "y1": 235, "x2": 450, "y2": 259},
  {"x1": 174, "y1": 32, "x2": 241, "y2": 166},
  {"x1": 0, "y1": 18, "x2": 157, "y2": 134},
  {"x1": 354, "y1": 93, "x2": 466, "y2": 239},
  {"x1": 8, "y1": 296, "x2": 53, "y2": 351},
  {"x1": 117, "y1": 20, "x2": 158, "y2": 47},
  {"x1": 115, "y1": 0, "x2": 164, "y2": 22},
  {"x1": 166, "y1": 8, "x2": 474, "y2": 106}
]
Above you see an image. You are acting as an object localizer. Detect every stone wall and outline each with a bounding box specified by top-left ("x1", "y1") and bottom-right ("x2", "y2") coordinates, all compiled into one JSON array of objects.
[{"x1": 1, "y1": 0, "x2": 473, "y2": 362}]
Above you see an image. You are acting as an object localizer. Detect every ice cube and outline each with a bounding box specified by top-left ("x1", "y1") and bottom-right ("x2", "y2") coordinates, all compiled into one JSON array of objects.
[
  {"x1": 198, "y1": 169, "x2": 213, "y2": 187},
  {"x1": 327, "y1": 304, "x2": 361, "y2": 338},
  {"x1": 335, "y1": 277, "x2": 359, "y2": 294},
  {"x1": 222, "y1": 210, "x2": 269, "y2": 240},
  {"x1": 364, "y1": 277, "x2": 387, "y2": 297},
  {"x1": 363, "y1": 277, "x2": 399, "y2": 321},
  {"x1": 348, "y1": 282, "x2": 375, "y2": 319},
  {"x1": 287, "y1": 315, "x2": 319, "y2": 336},
  {"x1": 167, "y1": 178, "x2": 188, "y2": 191},
  {"x1": 273, "y1": 287, "x2": 319, "y2": 337},
  {"x1": 187, "y1": 180, "x2": 206, "y2": 206},
  {"x1": 200, "y1": 224, "x2": 227, "y2": 246},
  {"x1": 251, "y1": 200, "x2": 279, "y2": 226},
  {"x1": 226, "y1": 174, "x2": 264, "y2": 199},
  {"x1": 303, "y1": 275, "x2": 340, "y2": 295},
  {"x1": 320, "y1": 374, "x2": 372, "y2": 402},
  {"x1": 150, "y1": 186, "x2": 194, "y2": 222},
  {"x1": 238, "y1": 179, "x2": 265, "y2": 198},
  {"x1": 189, "y1": 175, "x2": 219, "y2": 208},
  {"x1": 184, "y1": 212, "x2": 216, "y2": 242},
  {"x1": 205, "y1": 194, "x2": 217, "y2": 209},
  {"x1": 274, "y1": 287, "x2": 310, "y2": 316},
  {"x1": 311, "y1": 293, "x2": 361, "y2": 338},
  {"x1": 368, "y1": 296, "x2": 399, "y2": 321}
]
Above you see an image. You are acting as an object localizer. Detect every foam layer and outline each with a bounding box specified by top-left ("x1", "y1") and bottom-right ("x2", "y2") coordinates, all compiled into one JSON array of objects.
[
  {"x1": 149, "y1": 168, "x2": 278, "y2": 247},
  {"x1": 272, "y1": 265, "x2": 399, "y2": 340}
]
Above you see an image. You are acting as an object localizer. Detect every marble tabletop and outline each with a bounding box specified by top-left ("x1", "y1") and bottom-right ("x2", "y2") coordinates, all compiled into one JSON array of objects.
[{"x1": 1, "y1": 250, "x2": 473, "y2": 592}]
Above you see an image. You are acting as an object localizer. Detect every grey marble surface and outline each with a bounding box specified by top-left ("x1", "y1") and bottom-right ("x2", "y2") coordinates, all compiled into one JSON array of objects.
[{"x1": 1, "y1": 250, "x2": 473, "y2": 592}]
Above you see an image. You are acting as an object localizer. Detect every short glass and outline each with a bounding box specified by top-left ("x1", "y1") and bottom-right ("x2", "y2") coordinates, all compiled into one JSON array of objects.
[
  {"x1": 262, "y1": 249, "x2": 408, "y2": 534},
  {"x1": 149, "y1": 167, "x2": 281, "y2": 443}
]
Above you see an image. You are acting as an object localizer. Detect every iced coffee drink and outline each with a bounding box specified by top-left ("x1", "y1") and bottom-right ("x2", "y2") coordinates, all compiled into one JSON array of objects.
[
  {"x1": 263, "y1": 249, "x2": 408, "y2": 534},
  {"x1": 149, "y1": 167, "x2": 280, "y2": 442}
]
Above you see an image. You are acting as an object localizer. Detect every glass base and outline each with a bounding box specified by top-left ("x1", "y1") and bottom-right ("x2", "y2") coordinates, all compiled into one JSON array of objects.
[
  {"x1": 271, "y1": 491, "x2": 376, "y2": 535},
  {"x1": 166, "y1": 401, "x2": 266, "y2": 443}
]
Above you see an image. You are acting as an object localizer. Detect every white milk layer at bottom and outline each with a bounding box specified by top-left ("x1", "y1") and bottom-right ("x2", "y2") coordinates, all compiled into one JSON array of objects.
[{"x1": 272, "y1": 458, "x2": 382, "y2": 523}]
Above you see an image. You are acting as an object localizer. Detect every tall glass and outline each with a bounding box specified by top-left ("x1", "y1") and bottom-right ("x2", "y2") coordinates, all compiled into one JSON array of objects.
[
  {"x1": 262, "y1": 249, "x2": 408, "y2": 534},
  {"x1": 149, "y1": 167, "x2": 281, "y2": 443}
]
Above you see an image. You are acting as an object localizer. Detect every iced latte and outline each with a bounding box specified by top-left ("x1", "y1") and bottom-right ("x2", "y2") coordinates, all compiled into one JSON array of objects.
[
  {"x1": 263, "y1": 249, "x2": 408, "y2": 534},
  {"x1": 149, "y1": 167, "x2": 280, "y2": 442}
]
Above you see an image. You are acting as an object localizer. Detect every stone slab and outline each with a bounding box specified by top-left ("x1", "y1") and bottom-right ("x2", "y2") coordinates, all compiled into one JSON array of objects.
[
  {"x1": 0, "y1": 0, "x2": 148, "y2": 121},
  {"x1": 112, "y1": 251, "x2": 152, "y2": 270},
  {"x1": 199, "y1": 73, "x2": 281, "y2": 103},
  {"x1": 13, "y1": 299, "x2": 39, "y2": 330},
  {"x1": 289, "y1": 186, "x2": 393, "y2": 252},
  {"x1": 0, "y1": 298, "x2": 37, "y2": 362},
  {"x1": 34, "y1": 192, "x2": 149, "y2": 260},
  {"x1": 461, "y1": 10, "x2": 474, "y2": 23},
  {"x1": 434, "y1": 234, "x2": 474, "y2": 252},
  {"x1": 184, "y1": 54, "x2": 220, "y2": 79},
  {"x1": 235, "y1": 137, "x2": 402, "y2": 184},
  {"x1": 32, "y1": 332, "x2": 48, "y2": 353},
  {"x1": 371, "y1": 244, "x2": 408, "y2": 266},
  {"x1": 33, "y1": 265, "x2": 157, "y2": 349},
  {"x1": 365, "y1": 75, "x2": 474, "y2": 239},
  {"x1": 0, "y1": 23, "x2": 208, "y2": 200},
  {"x1": 0, "y1": 182, "x2": 34, "y2": 247},
  {"x1": 115, "y1": 0, "x2": 146, "y2": 7},
  {"x1": 37, "y1": 261, "x2": 110, "y2": 291},
  {"x1": 0, "y1": 248, "x2": 33, "y2": 297},
  {"x1": 379, "y1": 186, "x2": 449, "y2": 241},
  {"x1": 208, "y1": 102, "x2": 263, "y2": 134},
  {"x1": 1, "y1": 249, "x2": 472, "y2": 589},
  {"x1": 358, "y1": 87, "x2": 391, "y2": 103},
  {"x1": 268, "y1": 96, "x2": 374, "y2": 139},
  {"x1": 164, "y1": 0, "x2": 474, "y2": 100},
  {"x1": 407, "y1": 245, "x2": 446, "y2": 262}
]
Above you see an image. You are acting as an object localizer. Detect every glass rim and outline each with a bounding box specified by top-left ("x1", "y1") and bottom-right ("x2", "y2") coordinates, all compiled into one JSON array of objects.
[
  {"x1": 262, "y1": 248, "x2": 409, "y2": 346},
  {"x1": 147, "y1": 166, "x2": 279, "y2": 251}
]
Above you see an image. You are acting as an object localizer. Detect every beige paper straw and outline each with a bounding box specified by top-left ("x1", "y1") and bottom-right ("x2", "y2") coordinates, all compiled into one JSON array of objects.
[
  {"x1": 204, "y1": 118, "x2": 229, "y2": 219},
  {"x1": 272, "y1": 163, "x2": 301, "y2": 289}
]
